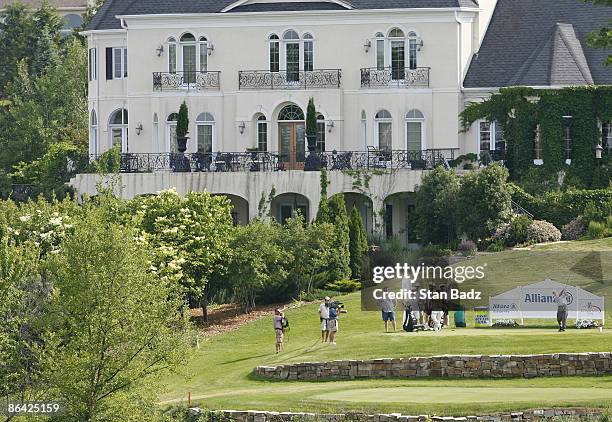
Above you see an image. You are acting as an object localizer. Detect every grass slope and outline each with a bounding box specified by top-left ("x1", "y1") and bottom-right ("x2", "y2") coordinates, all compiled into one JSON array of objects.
[{"x1": 161, "y1": 239, "x2": 612, "y2": 415}]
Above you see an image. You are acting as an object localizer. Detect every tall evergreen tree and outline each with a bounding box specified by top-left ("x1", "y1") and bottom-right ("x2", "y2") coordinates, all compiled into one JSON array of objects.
[
  {"x1": 348, "y1": 206, "x2": 368, "y2": 280},
  {"x1": 325, "y1": 194, "x2": 351, "y2": 281}
]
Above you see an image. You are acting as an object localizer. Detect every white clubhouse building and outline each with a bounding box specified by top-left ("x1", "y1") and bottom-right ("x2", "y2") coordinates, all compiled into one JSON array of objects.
[{"x1": 74, "y1": 0, "x2": 611, "y2": 242}]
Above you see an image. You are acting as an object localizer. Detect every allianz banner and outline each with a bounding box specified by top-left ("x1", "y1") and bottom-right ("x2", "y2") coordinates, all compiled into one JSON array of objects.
[{"x1": 489, "y1": 278, "x2": 604, "y2": 323}]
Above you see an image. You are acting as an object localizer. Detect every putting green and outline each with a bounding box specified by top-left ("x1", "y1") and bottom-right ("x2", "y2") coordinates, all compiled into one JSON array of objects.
[{"x1": 315, "y1": 387, "x2": 612, "y2": 404}]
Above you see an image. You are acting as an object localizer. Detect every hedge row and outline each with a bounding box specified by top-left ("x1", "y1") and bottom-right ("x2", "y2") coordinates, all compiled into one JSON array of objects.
[{"x1": 511, "y1": 185, "x2": 612, "y2": 228}]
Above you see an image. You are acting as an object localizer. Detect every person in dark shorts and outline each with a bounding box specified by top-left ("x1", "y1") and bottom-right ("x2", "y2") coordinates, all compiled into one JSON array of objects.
[
  {"x1": 378, "y1": 287, "x2": 396, "y2": 332},
  {"x1": 553, "y1": 289, "x2": 569, "y2": 332}
]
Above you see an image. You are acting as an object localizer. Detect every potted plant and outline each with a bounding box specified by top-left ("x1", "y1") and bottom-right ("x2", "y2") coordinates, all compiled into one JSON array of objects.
[
  {"x1": 176, "y1": 101, "x2": 189, "y2": 153},
  {"x1": 305, "y1": 97, "x2": 317, "y2": 152}
]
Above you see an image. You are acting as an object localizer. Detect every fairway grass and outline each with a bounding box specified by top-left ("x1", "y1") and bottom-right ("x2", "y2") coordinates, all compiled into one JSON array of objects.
[{"x1": 161, "y1": 239, "x2": 612, "y2": 415}]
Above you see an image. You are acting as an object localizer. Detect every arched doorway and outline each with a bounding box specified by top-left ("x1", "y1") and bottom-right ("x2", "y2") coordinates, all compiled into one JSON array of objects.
[
  {"x1": 271, "y1": 192, "x2": 309, "y2": 224},
  {"x1": 277, "y1": 104, "x2": 305, "y2": 170},
  {"x1": 329, "y1": 193, "x2": 374, "y2": 234},
  {"x1": 213, "y1": 194, "x2": 249, "y2": 226}
]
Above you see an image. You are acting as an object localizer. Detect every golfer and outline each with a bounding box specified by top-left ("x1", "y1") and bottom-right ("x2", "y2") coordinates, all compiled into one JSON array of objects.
[
  {"x1": 273, "y1": 308, "x2": 285, "y2": 353},
  {"x1": 319, "y1": 296, "x2": 331, "y2": 342},
  {"x1": 378, "y1": 287, "x2": 396, "y2": 332},
  {"x1": 553, "y1": 289, "x2": 569, "y2": 332}
]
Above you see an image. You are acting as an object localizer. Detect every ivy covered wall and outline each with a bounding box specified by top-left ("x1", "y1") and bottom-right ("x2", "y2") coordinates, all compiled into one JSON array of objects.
[{"x1": 461, "y1": 86, "x2": 611, "y2": 189}]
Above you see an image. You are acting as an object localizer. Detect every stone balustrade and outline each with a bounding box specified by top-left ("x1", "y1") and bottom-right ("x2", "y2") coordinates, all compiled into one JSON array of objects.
[{"x1": 254, "y1": 353, "x2": 612, "y2": 381}]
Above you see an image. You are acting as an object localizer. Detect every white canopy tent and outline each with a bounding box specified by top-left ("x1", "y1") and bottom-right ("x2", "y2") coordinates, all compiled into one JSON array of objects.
[{"x1": 489, "y1": 278, "x2": 604, "y2": 325}]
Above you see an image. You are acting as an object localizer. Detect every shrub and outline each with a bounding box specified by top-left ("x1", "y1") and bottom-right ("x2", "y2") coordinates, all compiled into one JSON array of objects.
[
  {"x1": 507, "y1": 215, "x2": 532, "y2": 246},
  {"x1": 586, "y1": 221, "x2": 607, "y2": 239},
  {"x1": 583, "y1": 199, "x2": 612, "y2": 225},
  {"x1": 486, "y1": 241, "x2": 505, "y2": 252},
  {"x1": 561, "y1": 216, "x2": 586, "y2": 240},
  {"x1": 325, "y1": 279, "x2": 361, "y2": 292},
  {"x1": 526, "y1": 220, "x2": 561, "y2": 244},
  {"x1": 457, "y1": 240, "x2": 477, "y2": 256}
]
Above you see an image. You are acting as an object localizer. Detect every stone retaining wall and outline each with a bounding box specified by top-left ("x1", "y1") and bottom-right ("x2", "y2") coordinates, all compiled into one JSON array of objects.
[
  {"x1": 254, "y1": 353, "x2": 612, "y2": 381},
  {"x1": 188, "y1": 408, "x2": 603, "y2": 422}
]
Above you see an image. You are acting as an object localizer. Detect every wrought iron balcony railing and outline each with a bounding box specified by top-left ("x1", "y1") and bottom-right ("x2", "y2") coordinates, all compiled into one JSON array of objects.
[
  {"x1": 238, "y1": 69, "x2": 341, "y2": 90},
  {"x1": 152, "y1": 71, "x2": 221, "y2": 91},
  {"x1": 360, "y1": 67, "x2": 430, "y2": 88},
  {"x1": 81, "y1": 149, "x2": 458, "y2": 174}
]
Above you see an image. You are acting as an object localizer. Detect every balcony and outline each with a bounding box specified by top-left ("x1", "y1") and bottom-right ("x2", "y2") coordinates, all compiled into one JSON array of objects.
[
  {"x1": 81, "y1": 149, "x2": 458, "y2": 174},
  {"x1": 152, "y1": 71, "x2": 221, "y2": 91},
  {"x1": 360, "y1": 67, "x2": 430, "y2": 88},
  {"x1": 238, "y1": 69, "x2": 341, "y2": 90}
]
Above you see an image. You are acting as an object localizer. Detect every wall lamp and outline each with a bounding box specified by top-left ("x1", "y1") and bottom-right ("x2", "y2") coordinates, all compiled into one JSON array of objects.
[
  {"x1": 595, "y1": 144, "x2": 603, "y2": 159},
  {"x1": 416, "y1": 38, "x2": 424, "y2": 51},
  {"x1": 364, "y1": 39, "x2": 371, "y2": 53},
  {"x1": 238, "y1": 121, "x2": 246, "y2": 134},
  {"x1": 327, "y1": 120, "x2": 335, "y2": 133},
  {"x1": 207, "y1": 43, "x2": 215, "y2": 56},
  {"x1": 135, "y1": 122, "x2": 143, "y2": 136},
  {"x1": 155, "y1": 44, "x2": 164, "y2": 57}
]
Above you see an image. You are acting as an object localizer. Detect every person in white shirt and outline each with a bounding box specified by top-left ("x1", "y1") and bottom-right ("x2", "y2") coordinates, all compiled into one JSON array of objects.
[
  {"x1": 378, "y1": 287, "x2": 396, "y2": 332},
  {"x1": 318, "y1": 296, "x2": 331, "y2": 342},
  {"x1": 553, "y1": 289, "x2": 569, "y2": 332}
]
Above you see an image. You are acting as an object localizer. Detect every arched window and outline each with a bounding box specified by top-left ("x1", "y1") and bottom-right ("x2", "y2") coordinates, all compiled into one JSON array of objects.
[
  {"x1": 283, "y1": 30, "x2": 300, "y2": 82},
  {"x1": 256, "y1": 114, "x2": 268, "y2": 151},
  {"x1": 278, "y1": 104, "x2": 304, "y2": 121},
  {"x1": 167, "y1": 37, "x2": 177, "y2": 73},
  {"x1": 166, "y1": 113, "x2": 178, "y2": 153},
  {"x1": 408, "y1": 31, "x2": 419, "y2": 70},
  {"x1": 152, "y1": 113, "x2": 159, "y2": 153},
  {"x1": 196, "y1": 112, "x2": 215, "y2": 153},
  {"x1": 388, "y1": 28, "x2": 405, "y2": 80},
  {"x1": 199, "y1": 36, "x2": 208, "y2": 72},
  {"x1": 109, "y1": 109, "x2": 128, "y2": 152},
  {"x1": 375, "y1": 109, "x2": 392, "y2": 151},
  {"x1": 361, "y1": 110, "x2": 367, "y2": 150},
  {"x1": 375, "y1": 32, "x2": 385, "y2": 71},
  {"x1": 405, "y1": 109, "x2": 424, "y2": 153},
  {"x1": 303, "y1": 33, "x2": 314, "y2": 72},
  {"x1": 269, "y1": 34, "x2": 280, "y2": 72},
  {"x1": 180, "y1": 33, "x2": 196, "y2": 83},
  {"x1": 316, "y1": 114, "x2": 325, "y2": 152},
  {"x1": 89, "y1": 110, "x2": 98, "y2": 155}
]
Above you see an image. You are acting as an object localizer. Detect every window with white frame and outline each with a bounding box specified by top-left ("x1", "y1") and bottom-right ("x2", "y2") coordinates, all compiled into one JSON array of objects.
[
  {"x1": 167, "y1": 37, "x2": 177, "y2": 73},
  {"x1": 361, "y1": 110, "x2": 367, "y2": 150},
  {"x1": 372, "y1": 29, "x2": 420, "y2": 76},
  {"x1": 152, "y1": 113, "x2": 159, "y2": 153},
  {"x1": 375, "y1": 109, "x2": 392, "y2": 151},
  {"x1": 375, "y1": 32, "x2": 385, "y2": 71},
  {"x1": 113, "y1": 47, "x2": 127, "y2": 79},
  {"x1": 269, "y1": 34, "x2": 280, "y2": 72},
  {"x1": 89, "y1": 110, "x2": 98, "y2": 155},
  {"x1": 199, "y1": 36, "x2": 208, "y2": 72},
  {"x1": 257, "y1": 114, "x2": 268, "y2": 151},
  {"x1": 196, "y1": 112, "x2": 215, "y2": 153},
  {"x1": 303, "y1": 33, "x2": 314, "y2": 72},
  {"x1": 109, "y1": 108, "x2": 128, "y2": 152},
  {"x1": 603, "y1": 122, "x2": 612, "y2": 154},
  {"x1": 88, "y1": 48, "x2": 96, "y2": 81},
  {"x1": 534, "y1": 125, "x2": 542, "y2": 161},
  {"x1": 405, "y1": 109, "x2": 424, "y2": 153},
  {"x1": 284, "y1": 30, "x2": 300, "y2": 82},
  {"x1": 166, "y1": 113, "x2": 178, "y2": 153},
  {"x1": 316, "y1": 114, "x2": 326, "y2": 152},
  {"x1": 478, "y1": 121, "x2": 505, "y2": 157},
  {"x1": 180, "y1": 33, "x2": 197, "y2": 83}
]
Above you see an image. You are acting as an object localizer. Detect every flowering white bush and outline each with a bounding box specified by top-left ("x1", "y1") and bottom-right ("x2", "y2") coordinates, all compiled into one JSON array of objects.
[{"x1": 575, "y1": 319, "x2": 600, "y2": 329}]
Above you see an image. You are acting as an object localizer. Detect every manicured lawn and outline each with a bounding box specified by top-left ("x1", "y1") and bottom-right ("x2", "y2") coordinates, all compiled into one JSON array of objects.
[{"x1": 160, "y1": 238, "x2": 612, "y2": 415}]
